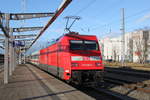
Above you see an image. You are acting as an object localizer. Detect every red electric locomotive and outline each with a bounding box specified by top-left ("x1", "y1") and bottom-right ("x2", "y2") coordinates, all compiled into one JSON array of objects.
[{"x1": 29, "y1": 33, "x2": 104, "y2": 85}]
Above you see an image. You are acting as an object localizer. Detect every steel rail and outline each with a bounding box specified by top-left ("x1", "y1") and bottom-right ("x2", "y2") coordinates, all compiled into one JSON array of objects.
[
  {"x1": 92, "y1": 87, "x2": 136, "y2": 100},
  {"x1": 104, "y1": 77, "x2": 150, "y2": 94}
]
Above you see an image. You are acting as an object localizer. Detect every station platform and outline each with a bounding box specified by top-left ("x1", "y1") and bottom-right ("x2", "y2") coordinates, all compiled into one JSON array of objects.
[{"x1": 0, "y1": 64, "x2": 94, "y2": 100}]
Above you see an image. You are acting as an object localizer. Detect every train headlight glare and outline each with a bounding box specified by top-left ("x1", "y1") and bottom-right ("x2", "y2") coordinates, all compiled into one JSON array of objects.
[{"x1": 65, "y1": 70, "x2": 70, "y2": 73}]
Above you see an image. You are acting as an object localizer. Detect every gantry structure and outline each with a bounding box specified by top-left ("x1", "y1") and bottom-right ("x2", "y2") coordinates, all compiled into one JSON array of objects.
[{"x1": 0, "y1": 0, "x2": 72, "y2": 84}]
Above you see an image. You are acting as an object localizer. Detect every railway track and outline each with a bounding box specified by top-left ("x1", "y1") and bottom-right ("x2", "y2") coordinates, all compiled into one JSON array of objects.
[
  {"x1": 73, "y1": 85, "x2": 136, "y2": 100},
  {"x1": 104, "y1": 77, "x2": 150, "y2": 94},
  {"x1": 105, "y1": 67, "x2": 150, "y2": 78},
  {"x1": 91, "y1": 87, "x2": 136, "y2": 100},
  {"x1": 71, "y1": 80, "x2": 137, "y2": 100},
  {"x1": 104, "y1": 66, "x2": 150, "y2": 85},
  {"x1": 104, "y1": 66, "x2": 150, "y2": 99}
]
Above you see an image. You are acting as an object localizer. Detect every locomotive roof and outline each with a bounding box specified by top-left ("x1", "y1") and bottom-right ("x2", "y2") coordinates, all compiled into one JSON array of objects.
[
  {"x1": 54, "y1": 33, "x2": 97, "y2": 43},
  {"x1": 39, "y1": 33, "x2": 97, "y2": 49},
  {"x1": 65, "y1": 33, "x2": 96, "y2": 37},
  {"x1": 64, "y1": 33, "x2": 97, "y2": 40},
  {"x1": 29, "y1": 33, "x2": 97, "y2": 55},
  {"x1": 55, "y1": 33, "x2": 97, "y2": 42}
]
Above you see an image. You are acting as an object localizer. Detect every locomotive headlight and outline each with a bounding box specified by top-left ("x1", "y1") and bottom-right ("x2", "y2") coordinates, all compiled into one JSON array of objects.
[
  {"x1": 65, "y1": 70, "x2": 70, "y2": 73},
  {"x1": 71, "y1": 63, "x2": 78, "y2": 67},
  {"x1": 95, "y1": 62, "x2": 101, "y2": 67}
]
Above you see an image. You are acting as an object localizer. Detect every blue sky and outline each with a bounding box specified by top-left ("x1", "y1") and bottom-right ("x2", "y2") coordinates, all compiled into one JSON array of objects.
[{"x1": 0, "y1": 0, "x2": 150, "y2": 53}]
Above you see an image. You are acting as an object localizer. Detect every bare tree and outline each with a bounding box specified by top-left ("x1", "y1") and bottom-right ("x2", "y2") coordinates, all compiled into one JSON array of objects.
[
  {"x1": 133, "y1": 30, "x2": 149, "y2": 63},
  {"x1": 113, "y1": 49, "x2": 117, "y2": 62},
  {"x1": 128, "y1": 38, "x2": 133, "y2": 62},
  {"x1": 134, "y1": 39, "x2": 143, "y2": 63},
  {"x1": 142, "y1": 31, "x2": 149, "y2": 63}
]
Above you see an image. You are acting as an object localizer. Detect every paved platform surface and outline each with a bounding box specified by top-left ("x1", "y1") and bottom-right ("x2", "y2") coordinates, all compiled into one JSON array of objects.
[
  {"x1": 0, "y1": 65, "x2": 3, "y2": 73},
  {"x1": 0, "y1": 64, "x2": 94, "y2": 100}
]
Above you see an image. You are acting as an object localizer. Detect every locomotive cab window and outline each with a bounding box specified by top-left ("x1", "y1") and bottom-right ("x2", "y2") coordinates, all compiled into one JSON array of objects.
[
  {"x1": 70, "y1": 40, "x2": 83, "y2": 50},
  {"x1": 70, "y1": 40, "x2": 98, "y2": 50}
]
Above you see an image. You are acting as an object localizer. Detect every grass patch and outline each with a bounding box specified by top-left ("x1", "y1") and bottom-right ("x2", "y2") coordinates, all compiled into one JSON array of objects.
[{"x1": 104, "y1": 61, "x2": 150, "y2": 68}]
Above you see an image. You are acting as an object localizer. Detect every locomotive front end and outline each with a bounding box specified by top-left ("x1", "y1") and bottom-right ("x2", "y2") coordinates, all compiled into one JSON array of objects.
[{"x1": 68, "y1": 35, "x2": 104, "y2": 86}]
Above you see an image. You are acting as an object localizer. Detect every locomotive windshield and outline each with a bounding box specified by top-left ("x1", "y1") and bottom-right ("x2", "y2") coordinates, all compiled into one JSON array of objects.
[{"x1": 70, "y1": 40, "x2": 98, "y2": 50}]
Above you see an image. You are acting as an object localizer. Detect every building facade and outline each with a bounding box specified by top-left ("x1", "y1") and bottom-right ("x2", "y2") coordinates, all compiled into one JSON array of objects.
[{"x1": 99, "y1": 30, "x2": 150, "y2": 63}]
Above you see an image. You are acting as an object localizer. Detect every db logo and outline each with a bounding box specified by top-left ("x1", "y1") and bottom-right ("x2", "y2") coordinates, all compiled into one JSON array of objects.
[{"x1": 83, "y1": 56, "x2": 90, "y2": 61}]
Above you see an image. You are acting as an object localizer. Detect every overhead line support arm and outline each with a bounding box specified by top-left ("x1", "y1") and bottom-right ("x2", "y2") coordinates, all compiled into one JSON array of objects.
[
  {"x1": 28, "y1": 0, "x2": 72, "y2": 49},
  {"x1": 9, "y1": 12, "x2": 55, "y2": 20},
  {"x1": 0, "y1": 13, "x2": 10, "y2": 38},
  {"x1": 12, "y1": 27, "x2": 43, "y2": 32}
]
